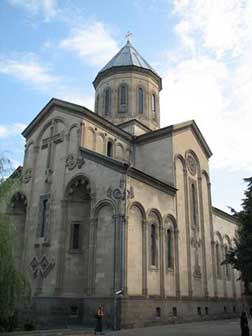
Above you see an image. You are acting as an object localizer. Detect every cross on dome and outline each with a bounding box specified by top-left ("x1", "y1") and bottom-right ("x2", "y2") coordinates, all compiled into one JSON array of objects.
[{"x1": 125, "y1": 31, "x2": 132, "y2": 43}]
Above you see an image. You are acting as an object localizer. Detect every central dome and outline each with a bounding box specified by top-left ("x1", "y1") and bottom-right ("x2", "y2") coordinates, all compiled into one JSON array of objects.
[
  {"x1": 93, "y1": 40, "x2": 162, "y2": 131},
  {"x1": 93, "y1": 41, "x2": 161, "y2": 89}
]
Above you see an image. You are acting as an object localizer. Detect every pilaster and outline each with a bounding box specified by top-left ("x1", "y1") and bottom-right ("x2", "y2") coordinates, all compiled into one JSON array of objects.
[
  {"x1": 198, "y1": 176, "x2": 208, "y2": 297},
  {"x1": 183, "y1": 168, "x2": 193, "y2": 297}
]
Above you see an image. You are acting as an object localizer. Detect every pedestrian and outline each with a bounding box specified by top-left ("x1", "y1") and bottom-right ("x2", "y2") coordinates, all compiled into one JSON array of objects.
[
  {"x1": 241, "y1": 311, "x2": 250, "y2": 336},
  {"x1": 94, "y1": 305, "x2": 104, "y2": 335}
]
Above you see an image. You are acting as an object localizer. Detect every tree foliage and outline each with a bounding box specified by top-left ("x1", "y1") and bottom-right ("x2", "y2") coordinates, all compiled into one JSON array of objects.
[
  {"x1": 225, "y1": 177, "x2": 252, "y2": 294},
  {"x1": 0, "y1": 156, "x2": 30, "y2": 331}
]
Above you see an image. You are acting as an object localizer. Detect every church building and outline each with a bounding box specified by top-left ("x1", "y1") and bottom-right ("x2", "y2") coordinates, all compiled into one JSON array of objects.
[{"x1": 7, "y1": 39, "x2": 242, "y2": 328}]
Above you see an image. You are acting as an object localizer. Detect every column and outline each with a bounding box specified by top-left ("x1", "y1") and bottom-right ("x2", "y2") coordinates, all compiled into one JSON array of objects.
[
  {"x1": 142, "y1": 219, "x2": 148, "y2": 296},
  {"x1": 160, "y1": 226, "x2": 165, "y2": 297},
  {"x1": 207, "y1": 181, "x2": 218, "y2": 297},
  {"x1": 174, "y1": 228, "x2": 181, "y2": 297},
  {"x1": 221, "y1": 243, "x2": 228, "y2": 298}
]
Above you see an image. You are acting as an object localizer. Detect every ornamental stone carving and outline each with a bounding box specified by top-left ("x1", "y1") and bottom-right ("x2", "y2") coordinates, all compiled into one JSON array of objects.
[
  {"x1": 186, "y1": 153, "x2": 197, "y2": 176},
  {"x1": 30, "y1": 255, "x2": 55, "y2": 278},
  {"x1": 66, "y1": 153, "x2": 76, "y2": 170},
  {"x1": 23, "y1": 168, "x2": 32, "y2": 183},
  {"x1": 107, "y1": 185, "x2": 134, "y2": 201},
  {"x1": 66, "y1": 153, "x2": 85, "y2": 170}
]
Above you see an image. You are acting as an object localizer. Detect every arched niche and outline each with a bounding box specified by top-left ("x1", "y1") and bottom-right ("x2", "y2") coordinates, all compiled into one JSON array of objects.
[
  {"x1": 86, "y1": 127, "x2": 95, "y2": 150},
  {"x1": 93, "y1": 200, "x2": 115, "y2": 296},
  {"x1": 215, "y1": 231, "x2": 223, "y2": 280},
  {"x1": 68, "y1": 123, "x2": 79, "y2": 154},
  {"x1": 96, "y1": 133, "x2": 105, "y2": 154},
  {"x1": 164, "y1": 214, "x2": 177, "y2": 270},
  {"x1": 127, "y1": 202, "x2": 146, "y2": 295},
  {"x1": 8, "y1": 192, "x2": 27, "y2": 270},
  {"x1": 63, "y1": 175, "x2": 91, "y2": 294},
  {"x1": 115, "y1": 143, "x2": 124, "y2": 160},
  {"x1": 148, "y1": 209, "x2": 162, "y2": 268}
]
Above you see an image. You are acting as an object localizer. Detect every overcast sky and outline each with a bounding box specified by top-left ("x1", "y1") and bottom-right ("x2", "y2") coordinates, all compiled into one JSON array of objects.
[{"x1": 0, "y1": 0, "x2": 251, "y2": 212}]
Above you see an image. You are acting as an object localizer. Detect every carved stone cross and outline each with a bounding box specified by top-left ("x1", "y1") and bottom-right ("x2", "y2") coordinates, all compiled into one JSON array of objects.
[{"x1": 41, "y1": 120, "x2": 64, "y2": 182}]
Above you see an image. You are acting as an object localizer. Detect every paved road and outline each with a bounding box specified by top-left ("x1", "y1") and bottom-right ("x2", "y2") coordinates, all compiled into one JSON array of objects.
[{"x1": 104, "y1": 319, "x2": 246, "y2": 336}]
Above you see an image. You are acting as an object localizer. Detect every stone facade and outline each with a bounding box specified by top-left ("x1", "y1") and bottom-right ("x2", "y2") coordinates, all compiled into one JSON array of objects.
[{"x1": 4, "y1": 41, "x2": 243, "y2": 329}]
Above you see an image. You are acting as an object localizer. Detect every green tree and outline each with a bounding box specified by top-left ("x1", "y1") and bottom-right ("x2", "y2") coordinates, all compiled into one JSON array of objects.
[
  {"x1": 225, "y1": 177, "x2": 252, "y2": 294},
  {"x1": 0, "y1": 156, "x2": 30, "y2": 331}
]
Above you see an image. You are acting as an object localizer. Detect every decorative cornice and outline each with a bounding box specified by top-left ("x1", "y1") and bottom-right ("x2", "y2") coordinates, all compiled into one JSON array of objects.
[
  {"x1": 128, "y1": 167, "x2": 176, "y2": 196},
  {"x1": 212, "y1": 206, "x2": 239, "y2": 225},
  {"x1": 93, "y1": 65, "x2": 162, "y2": 90},
  {"x1": 22, "y1": 98, "x2": 133, "y2": 142},
  {"x1": 80, "y1": 147, "x2": 176, "y2": 196}
]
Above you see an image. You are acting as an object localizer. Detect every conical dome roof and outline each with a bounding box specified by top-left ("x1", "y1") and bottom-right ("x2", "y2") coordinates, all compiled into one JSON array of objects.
[
  {"x1": 100, "y1": 40, "x2": 157, "y2": 74},
  {"x1": 93, "y1": 40, "x2": 161, "y2": 88}
]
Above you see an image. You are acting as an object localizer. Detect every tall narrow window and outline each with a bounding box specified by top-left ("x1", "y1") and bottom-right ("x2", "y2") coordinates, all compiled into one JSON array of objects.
[
  {"x1": 41, "y1": 199, "x2": 48, "y2": 238},
  {"x1": 107, "y1": 141, "x2": 113, "y2": 157},
  {"x1": 95, "y1": 94, "x2": 99, "y2": 114},
  {"x1": 151, "y1": 94, "x2": 156, "y2": 112},
  {"x1": 138, "y1": 88, "x2": 144, "y2": 114},
  {"x1": 118, "y1": 84, "x2": 128, "y2": 112},
  {"x1": 72, "y1": 223, "x2": 80, "y2": 250},
  {"x1": 191, "y1": 183, "x2": 197, "y2": 227},
  {"x1": 167, "y1": 229, "x2": 173, "y2": 269},
  {"x1": 120, "y1": 85, "x2": 126, "y2": 105},
  {"x1": 151, "y1": 224, "x2": 156, "y2": 266},
  {"x1": 216, "y1": 243, "x2": 221, "y2": 278},
  {"x1": 224, "y1": 245, "x2": 230, "y2": 280},
  {"x1": 104, "y1": 88, "x2": 111, "y2": 115}
]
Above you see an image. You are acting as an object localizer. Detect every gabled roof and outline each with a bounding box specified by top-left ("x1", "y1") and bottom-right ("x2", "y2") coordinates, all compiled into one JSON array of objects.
[
  {"x1": 212, "y1": 206, "x2": 239, "y2": 225},
  {"x1": 21, "y1": 98, "x2": 133, "y2": 142},
  {"x1": 136, "y1": 120, "x2": 213, "y2": 158}
]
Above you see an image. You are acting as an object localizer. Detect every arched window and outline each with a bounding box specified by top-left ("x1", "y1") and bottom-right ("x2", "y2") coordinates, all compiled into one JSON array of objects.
[
  {"x1": 120, "y1": 85, "x2": 126, "y2": 105},
  {"x1": 118, "y1": 84, "x2": 128, "y2": 112},
  {"x1": 151, "y1": 94, "x2": 156, "y2": 112},
  {"x1": 71, "y1": 222, "x2": 80, "y2": 250},
  {"x1": 151, "y1": 224, "x2": 156, "y2": 266},
  {"x1": 104, "y1": 88, "x2": 111, "y2": 115},
  {"x1": 191, "y1": 183, "x2": 197, "y2": 227},
  {"x1": 167, "y1": 229, "x2": 173, "y2": 269},
  {"x1": 138, "y1": 87, "x2": 144, "y2": 114},
  {"x1": 216, "y1": 243, "x2": 221, "y2": 279},
  {"x1": 107, "y1": 141, "x2": 113, "y2": 157},
  {"x1": 41, "y1": 198, "x2": 48, "y2": 238}
]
